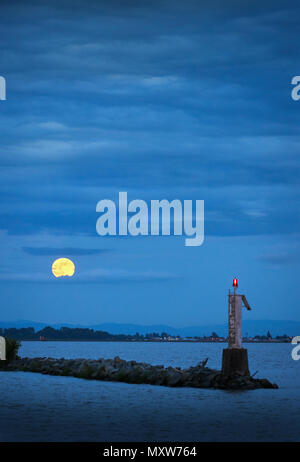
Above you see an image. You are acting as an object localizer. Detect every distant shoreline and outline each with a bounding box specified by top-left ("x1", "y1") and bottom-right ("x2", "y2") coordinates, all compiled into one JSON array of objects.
[
  {"x1": 18, "y1": 339, "x2": 291, "y2": 343},
  {"x1": 2, "y1": 326, "x2": 292, "y2": 343}
]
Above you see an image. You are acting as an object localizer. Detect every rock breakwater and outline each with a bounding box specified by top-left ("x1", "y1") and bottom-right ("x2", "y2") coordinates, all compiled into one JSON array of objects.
[{"x1": 1, "y1": 356, "x2": 278, "y2": 390}]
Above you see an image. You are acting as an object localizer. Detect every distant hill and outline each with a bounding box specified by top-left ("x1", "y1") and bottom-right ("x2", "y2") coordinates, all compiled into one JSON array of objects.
[
  {"x1": 0, "y1": 319, "x2": 300, "y2": 337},
  {"x1": 0, "y1": 320, "x2": 82, "y2": 331},
  {"x1": 90, "y1": 320, "x2": 300, "y2": 337}
]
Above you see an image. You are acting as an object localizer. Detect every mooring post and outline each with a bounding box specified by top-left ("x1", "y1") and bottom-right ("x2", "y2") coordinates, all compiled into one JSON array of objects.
[{"x1": 222, "y1": 278, "x2": 251, "y2": 376}]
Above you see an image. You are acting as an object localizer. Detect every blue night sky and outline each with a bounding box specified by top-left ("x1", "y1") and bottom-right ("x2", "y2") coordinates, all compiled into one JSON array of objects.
[{"x1": 0, "y1": 0, "x2": 299, "y2": 327}]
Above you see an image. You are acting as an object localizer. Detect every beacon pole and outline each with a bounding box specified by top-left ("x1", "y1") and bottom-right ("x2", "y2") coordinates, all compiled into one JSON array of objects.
[{"x1": 222, "y1": 277, "x2": 252, "y2": 376}]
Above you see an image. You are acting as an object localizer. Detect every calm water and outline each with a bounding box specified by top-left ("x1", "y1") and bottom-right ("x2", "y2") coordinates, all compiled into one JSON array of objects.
[{"x1": 0, "y1": 342, "x2": 299, "y2": 441}]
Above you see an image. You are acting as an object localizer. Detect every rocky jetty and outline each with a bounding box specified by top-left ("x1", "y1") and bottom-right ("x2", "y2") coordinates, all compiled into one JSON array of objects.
[{"x1": 1, "y1": 356, "x2": 278, "y2": 390}]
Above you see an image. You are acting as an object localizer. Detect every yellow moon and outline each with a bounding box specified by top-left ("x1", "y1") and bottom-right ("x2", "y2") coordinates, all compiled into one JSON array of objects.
[{"x1": 52, "y1": 258, "x2": 75, "y2": 278}]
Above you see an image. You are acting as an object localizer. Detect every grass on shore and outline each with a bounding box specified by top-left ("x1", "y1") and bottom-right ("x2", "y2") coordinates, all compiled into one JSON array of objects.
[{"x1": 4, "y1": 338, "x2": 21, "y2": 363}]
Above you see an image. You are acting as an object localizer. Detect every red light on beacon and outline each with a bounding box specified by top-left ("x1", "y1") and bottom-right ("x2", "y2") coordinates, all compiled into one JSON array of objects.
[{"x1": 233, "y1": 278, "x2": 238, "y2": 288}]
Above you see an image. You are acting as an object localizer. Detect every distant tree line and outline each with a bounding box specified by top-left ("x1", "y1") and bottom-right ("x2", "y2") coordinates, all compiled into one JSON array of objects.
[
  {"x1": 0, "y1": 326, "x2": 177, "y2": 341},
  {"x1": 253, "y1": 332, "x2": 290, "y2": 340},
  {"x1": 0, "y1": 327, "x2": 292, "y2": 341}
]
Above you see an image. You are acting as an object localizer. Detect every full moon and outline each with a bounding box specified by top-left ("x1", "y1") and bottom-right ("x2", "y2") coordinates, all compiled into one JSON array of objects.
[{"x1": 52, "y1": 258, "x2": 75, "y2": 278}]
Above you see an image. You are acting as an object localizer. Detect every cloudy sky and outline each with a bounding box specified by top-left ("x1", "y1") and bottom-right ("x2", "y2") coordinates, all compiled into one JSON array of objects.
[{"x1": 0, "y1": 0, "x2": 299, "y2": 326}]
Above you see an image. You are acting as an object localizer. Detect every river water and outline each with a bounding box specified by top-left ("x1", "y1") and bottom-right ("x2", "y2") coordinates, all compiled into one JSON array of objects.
[{"x1": 0, "y1": 341, "x2": 299, "y2": 441}]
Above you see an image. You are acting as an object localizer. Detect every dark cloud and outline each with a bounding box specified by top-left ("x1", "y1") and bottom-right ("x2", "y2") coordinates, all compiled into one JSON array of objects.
[
  {"x1": 0, "y1": 268, "x2": 180, "y2": 284},
  {"x1": 22, "y1": 247, "x2": 111, "y2": 256},
  {"x1": 258, "y1": 252, "x2": 300, "y2": 267}
]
